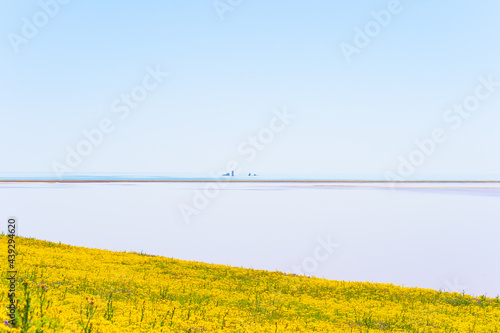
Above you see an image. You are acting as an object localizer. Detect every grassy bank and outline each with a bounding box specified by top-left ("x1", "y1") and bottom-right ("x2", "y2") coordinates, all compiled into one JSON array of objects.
[{"x1": 1, "y1": 235, "x2": 499, "y2": 332}]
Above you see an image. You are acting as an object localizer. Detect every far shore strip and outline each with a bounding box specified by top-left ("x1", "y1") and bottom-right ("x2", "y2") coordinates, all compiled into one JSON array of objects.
[{"x1": 1, "y1": 180, "x2": 499, "y2": 184}]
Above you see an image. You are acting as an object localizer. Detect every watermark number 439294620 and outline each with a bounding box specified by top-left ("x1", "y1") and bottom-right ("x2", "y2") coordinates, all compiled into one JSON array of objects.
[{"x1": 6, "y1": 217, "x2": 18, "y2": 328}]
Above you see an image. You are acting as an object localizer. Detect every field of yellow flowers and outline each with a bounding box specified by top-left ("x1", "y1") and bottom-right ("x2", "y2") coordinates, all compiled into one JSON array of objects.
[{"x1": 1, "y1": 235, "x2": 499, "y2": 332}]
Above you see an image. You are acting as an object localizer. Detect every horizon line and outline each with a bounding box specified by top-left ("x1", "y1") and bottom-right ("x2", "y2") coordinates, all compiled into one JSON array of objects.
[{"x1": 1, "y1": 179, "x2": 499, "y2": 184}]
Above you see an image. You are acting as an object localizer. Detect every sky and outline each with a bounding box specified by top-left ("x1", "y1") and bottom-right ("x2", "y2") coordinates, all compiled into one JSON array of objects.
[{"x1": 1, "y1": 0, "x2": 500, "y2": 179}]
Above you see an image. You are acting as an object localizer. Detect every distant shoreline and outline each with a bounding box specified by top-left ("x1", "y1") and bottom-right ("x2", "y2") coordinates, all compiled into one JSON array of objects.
[{"x1": 1, "y1": 180, "x2": 499, "y2": 184}]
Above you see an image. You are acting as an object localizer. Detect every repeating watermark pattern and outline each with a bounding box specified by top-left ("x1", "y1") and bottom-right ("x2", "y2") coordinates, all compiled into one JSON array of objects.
[
  {"x1": 51, "y1": 65, "x2": 169, "y2": 178},
  {"x1": 385, "y1": 75, "x2": 499, "y2": 183},
  {"x1": 291, "y1": 234, "x2": 340, "y2": 276},
  {"x1": 178, "y1": 107, "x2": 295, "y2": 224},
  {"x1": 6, "y1": 217, "x2": 18, "y2": 328},
  {"x1": 443, "y1": 277, "x2": 467, "y2": 294},
  {"x1": 213, "y1": 0, "x2": 243, "y2": 22},
  {"x1": 7, "y1": 0, "x2": 72, "y2": 54},
  {"x1": 340, "y1": 0, "x2": 412, "y2": 63}
]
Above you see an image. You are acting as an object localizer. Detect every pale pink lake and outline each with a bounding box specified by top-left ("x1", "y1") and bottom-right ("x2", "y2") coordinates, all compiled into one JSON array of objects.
[{"x1": 1, "y1": 181, "x2": 499, "y2": 297}]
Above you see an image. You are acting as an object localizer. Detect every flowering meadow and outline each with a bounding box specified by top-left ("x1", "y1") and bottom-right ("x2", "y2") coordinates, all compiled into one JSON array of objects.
[{"x1": 1, "y1": 235, "x2": 499, "y2": 332}]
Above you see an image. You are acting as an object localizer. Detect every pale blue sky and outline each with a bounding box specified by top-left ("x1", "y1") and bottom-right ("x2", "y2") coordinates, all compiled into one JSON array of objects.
[{"x1": 1, "y1": 1, "x2": 499, "y2": 178}]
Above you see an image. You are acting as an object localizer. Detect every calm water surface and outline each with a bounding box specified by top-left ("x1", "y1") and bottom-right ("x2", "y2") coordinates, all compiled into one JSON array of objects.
[{"x1": 1, "y1": 182, "x2": 498, "y2": 297}]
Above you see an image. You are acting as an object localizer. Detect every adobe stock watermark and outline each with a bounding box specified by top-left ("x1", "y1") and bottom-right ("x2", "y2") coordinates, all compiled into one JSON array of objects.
[
  {"x1": 7, "y1": 0, "x2": 72, "y2": 54},
  {"x1": 340, "y1": 0, "x2": 413, "y2": 63},
  {"x1": 213, "y1": 0, "x2": 243, "y2": 22},
  {"x1": 291, "y1": 234, "x2": 340, "y2": 276},
  {"x1": 51, "y1": 65, "x2": 169, "y2": 178},
  {"x1": 443, "y1": 277, "x2": 467, "y2": 294},
  {"x1": 178, "y1": 107, "x2": 295, "y2": 224},
  {"x1": 6, "y1": 217, "x2": 18, "y2": 328},
  {"x1": 385, "y1": 75, "x2": 499, "y2": 183}
]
